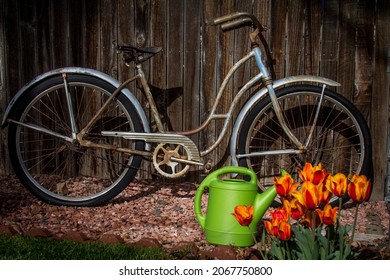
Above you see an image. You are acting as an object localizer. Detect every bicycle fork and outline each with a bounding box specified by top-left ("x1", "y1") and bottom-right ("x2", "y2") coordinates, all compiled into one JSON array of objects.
[{"x1": 252, "y1": 47, "x2": 326, "y2": 151}]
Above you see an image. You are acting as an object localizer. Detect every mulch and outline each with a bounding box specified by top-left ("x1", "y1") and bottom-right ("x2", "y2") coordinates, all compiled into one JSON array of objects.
[{"x1": 0, "y1": 175, "x2": 389, "y2": 259}]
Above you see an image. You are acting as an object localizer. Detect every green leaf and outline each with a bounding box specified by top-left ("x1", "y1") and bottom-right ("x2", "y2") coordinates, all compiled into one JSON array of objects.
[
  {"x1": 270, "y1": 238, "x2": 286, "y2": 260},
  {"x1": 293, "y1": 226, "x2": 317, "y2": 259}
]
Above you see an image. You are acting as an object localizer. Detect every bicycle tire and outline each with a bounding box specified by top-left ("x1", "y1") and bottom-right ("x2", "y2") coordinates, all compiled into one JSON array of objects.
[
  {"x1": 236, "y1": 84, "x2": 372, "y2": 206},
  {"x1": 7, "y1": 74, "x2": 145, "y2": 206}
]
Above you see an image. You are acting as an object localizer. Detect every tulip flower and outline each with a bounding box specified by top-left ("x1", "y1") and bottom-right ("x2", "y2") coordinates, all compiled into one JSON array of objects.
[
  {"x1": 232, "y1": 205, "x2": 254, "y2": 226},
  {"x1": 278, "y1": 221, "x2": 292, "y2": 241},
  {"x1": 265, "y1": 205, "x2": 290, "y2": 236},
  {"x1": 270, "y1": 204, "x2": 290, "y2": 223},
  {"x1": 318, "y1": 183, "x2": 332, "y2": 207},
  {"x1": 300, "y1": 210, "x2": 321, "y2": 229},
  {"x1": 274, "y1": 172, "x2": 299, "y2": 198},
  {"x1": 287, "y1": 198, "x2": 306, "y2": 220},
  {"x1": 298, "y1": 162, "x2": 328, "y2": 185},
  {"x1": 327, "y1": 173, "x2": 348, "y2": 197},
  {"x1": 347, "y1": 174, "x2": 371, "y2": 242},
  {"x1": 264, "y1": 220, "x2": 278, "y2": 236},
  {"x1": 348, "y1": 174, "x2": 371, "y2": 204},
  {"x1": 316, "y1": 204, "x2": 339, "y2": 226},
  {"x1": 300, "y1": 181, "x2": 320, "y2": 210}
]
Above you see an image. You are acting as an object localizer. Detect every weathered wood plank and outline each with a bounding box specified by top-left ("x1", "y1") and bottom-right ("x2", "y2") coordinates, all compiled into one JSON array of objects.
[
  {"x1": 149, "y1": 0, "x2": 168, "y2": 132},
  {"x1": 304, "y1": 0, "x2": 322, "y2": 76},
  {"x1": 0, "y1": 0, "x2": 8, "y2": 175},
  {"x1": 338, "y1": 0, "x2": 357, "y2": 101},
  {"x1": 100, "y1": 0, "x2": 118, "y2": 77},
  {"x1": 2, "y1": 0, "x2": 21, "y2": 96},
  {"x1": 354, "y1": 0, "x2": 374, "y2": 119},
  {"x1": 285, "y1": 0, "x2": 305, "y2": 76},
  {"x1": 270, "y1": 0, "x2": 287, "y2": 79},
  {"x1": 183, "y1": 0, "x2": 201, "y2": 135},
  {"x1": 370, "y1": 0, "x2": 390, "y2": 200},
  {"x1": 166, "y1": 0, "x2": 184, "y2": 133},
  {"x1": 49, "y1": 0, "x2": 70, "y2": 67},
  {"x1": 319, "y1": 0, "x2": 339, "y2": 81},
  {"x1": 200, "y1": 1, "x2": 219, "y2": 170},
  {"x1": 214, "y1": 0, "x2": 234, "y2": 166},
  {"x1": 84, "y1": 0, "x2": 100, "y2": 70},
  {"x1": 34, "y1": 0, "x2": 51, "y2": 73}
]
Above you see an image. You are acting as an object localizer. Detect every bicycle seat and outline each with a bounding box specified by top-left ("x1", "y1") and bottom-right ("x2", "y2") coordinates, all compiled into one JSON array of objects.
[{"x1": 117, "y1": 44, "x2": 162, "y2": 64}]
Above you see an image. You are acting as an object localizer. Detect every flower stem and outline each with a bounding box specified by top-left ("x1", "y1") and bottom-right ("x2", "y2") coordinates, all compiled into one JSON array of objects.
[
  {"x1": 248, "y1": 226, "x2": 267, "y2": 260},
  {"x1": 325, "y1": 226, "x2": 330, "y2": 258},
  {"x1": 350, "y1": 203, "x2": 359, "y2": 242},
  {"x1": 285, "y1": 241, "x2": 291, "y2": 260},
  {"x1": 338, "y1": 197, "x2": 343, "y2": 222}
]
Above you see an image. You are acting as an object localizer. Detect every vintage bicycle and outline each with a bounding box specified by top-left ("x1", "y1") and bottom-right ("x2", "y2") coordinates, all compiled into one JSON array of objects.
[{"x1": 1, "y1": 12, "x2": 371, "y2": 206}]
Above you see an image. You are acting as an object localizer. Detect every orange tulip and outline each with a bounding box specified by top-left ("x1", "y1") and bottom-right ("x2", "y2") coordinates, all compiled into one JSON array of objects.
[
  {"x1": 297, "y1": 181, "x2": 332, "y2": 210},
  {"x1": 327, "y1": 173, "x2": 348, "y2": 197},
  {"x1": 264, "y1": 220, "x2": 278, "y2": 236},
  {"x1": 232, "y1": 205, "x2": 254, "y2": 226},
  {"x1": 287, "y1": 198, "x2": 306, "y2": 220},
  {"x1": 270, "y1": 204, "x2": 290, "y2": 223},
  {"x1": 348, "y1": 174, "x2": 371, "y2": 203},
  {"x1": 300, "y1": 210, "x2": 321, "y2": 228},
  {"x1": 265, "y1": 219, "x2": 292, "y2": 241},
  {"x1": 274, "y1": 173, "x2": 299, "y2": 198},
  {"x1": 318, "y1": 183, "x2": 332, "y2": 207},
  {"x1": 316, "y1": 204, "x2": 339, "y2": 226},
  {"x1": 278, "y1": 221, "x2": 292, "y2": 241},
  {"x1": 300, "y1": 181, "x2": 320, "y2": 210},
  {"x1": 298, "y1": 162, "x2": 328, "y2": 185},
  {"x1": 264, "y1": 204, "x2": 290, "y2": 236}
]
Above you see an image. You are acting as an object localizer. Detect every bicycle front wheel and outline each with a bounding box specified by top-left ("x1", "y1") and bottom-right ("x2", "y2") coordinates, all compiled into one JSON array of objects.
[
  {"x1": 237, "y1": 85, "x2": 371, "y2": 205},
  {"x1": 7, "y1": 74, "x2": 145, "y2": 206}
]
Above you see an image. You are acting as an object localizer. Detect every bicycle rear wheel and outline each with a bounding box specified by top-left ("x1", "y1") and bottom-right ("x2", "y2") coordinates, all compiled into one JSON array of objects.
[
  {"x1": 7, "y1": 74, "x2": 145, "y2": 206},
  {"x1": 237, "y1": 85, "x2": 372, "y2": 206}
]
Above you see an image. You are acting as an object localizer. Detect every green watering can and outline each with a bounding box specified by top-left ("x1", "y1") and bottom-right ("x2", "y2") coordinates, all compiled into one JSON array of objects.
[{"x1": 194, "y1": 166, "x2": 277, "y2": 247}]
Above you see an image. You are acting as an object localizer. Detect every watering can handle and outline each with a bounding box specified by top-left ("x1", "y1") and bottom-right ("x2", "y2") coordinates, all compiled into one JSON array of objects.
[
  {"x1": 211, "y1": 166, "x2": 257, "y2": 185},
  {"x1": 194, "y1": 166, "x2": 257, "y2": 229}
]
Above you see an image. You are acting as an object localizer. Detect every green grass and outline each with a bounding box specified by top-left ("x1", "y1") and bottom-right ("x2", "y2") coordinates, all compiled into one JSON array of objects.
[{"x1": 0, "y1": 234, "x2": 170, "y2": 260}]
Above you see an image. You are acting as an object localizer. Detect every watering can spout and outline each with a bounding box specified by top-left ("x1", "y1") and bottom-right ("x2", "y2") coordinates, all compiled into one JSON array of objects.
[{"x1": 252, "y1": 186, "x2": 277, "y2": 226}]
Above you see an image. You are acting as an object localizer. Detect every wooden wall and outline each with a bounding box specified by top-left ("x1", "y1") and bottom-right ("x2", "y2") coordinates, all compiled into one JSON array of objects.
[{"x1": 0, "y1": 0, "x2": 389, "y2": 200}]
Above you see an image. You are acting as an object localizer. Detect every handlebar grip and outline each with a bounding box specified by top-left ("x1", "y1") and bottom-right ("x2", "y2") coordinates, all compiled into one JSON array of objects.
[
  {"x1": 213, "y1": 12, "x2": 265, "y2": 32},
  {"x1": 221, "y1": 18, "x2": 252, "y2": 31},
  {"x1": 213, "y1": 12, "x2": 250, "y2": 25}
]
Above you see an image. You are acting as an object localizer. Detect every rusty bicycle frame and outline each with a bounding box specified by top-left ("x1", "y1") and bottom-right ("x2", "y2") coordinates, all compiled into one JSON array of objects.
[{"x1": 3, "y1": 12, "x2": 340, "y2": 179}]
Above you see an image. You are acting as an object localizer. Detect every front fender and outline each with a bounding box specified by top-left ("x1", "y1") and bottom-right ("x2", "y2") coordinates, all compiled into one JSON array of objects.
[
  {"x1": 1, "y1": 67, "x2": 150, "y2": 134},
  {"x1": 230, "y1": 75, "x2": 340, "y2": 166}
]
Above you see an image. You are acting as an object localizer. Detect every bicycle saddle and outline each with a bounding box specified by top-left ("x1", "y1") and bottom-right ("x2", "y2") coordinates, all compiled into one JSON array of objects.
[{"x1": 117, "y1": 44, "x2": 162, "y2": 64}]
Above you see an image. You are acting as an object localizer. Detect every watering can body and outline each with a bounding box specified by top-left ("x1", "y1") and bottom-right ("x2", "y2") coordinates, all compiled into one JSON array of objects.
[{"x1": 194, "y1": 166, "x2": 277, "y2": 247}]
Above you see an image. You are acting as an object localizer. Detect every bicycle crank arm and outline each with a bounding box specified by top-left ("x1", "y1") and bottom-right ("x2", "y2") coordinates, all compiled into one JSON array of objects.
[{"x1": 170, "y1": 156, "x2": 204, "y2": 166}]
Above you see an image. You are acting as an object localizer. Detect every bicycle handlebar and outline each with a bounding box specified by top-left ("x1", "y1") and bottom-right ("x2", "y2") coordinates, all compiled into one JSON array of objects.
[{"x1": 212, "y1": 12, "x2": 266, "y2": 32}]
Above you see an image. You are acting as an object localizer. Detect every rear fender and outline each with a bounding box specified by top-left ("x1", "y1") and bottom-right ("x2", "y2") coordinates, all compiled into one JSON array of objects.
[{"x1": 1, "y1": 67, "x2": 150, "y2": 134}]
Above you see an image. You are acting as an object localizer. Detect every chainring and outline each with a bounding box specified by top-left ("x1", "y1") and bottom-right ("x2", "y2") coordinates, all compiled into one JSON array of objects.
[{"x1": 152, "y1": 143, "x2": 194, "y2": 178}]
